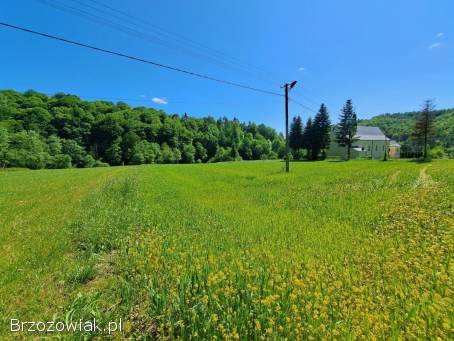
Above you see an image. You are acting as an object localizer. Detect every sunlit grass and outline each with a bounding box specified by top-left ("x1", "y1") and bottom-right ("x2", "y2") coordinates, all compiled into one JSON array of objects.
[{"x1": 1, "y1": 160, "x2": 453, "y2": 339}]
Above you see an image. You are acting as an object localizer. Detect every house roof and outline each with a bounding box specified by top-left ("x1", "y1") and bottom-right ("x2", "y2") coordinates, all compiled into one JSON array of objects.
[
  {"x1": 355, "y1": 126, "x2": 390, "y2": 141},
  {"x1": 389, "y1": 140, "x2": 401, "y2": 147}
]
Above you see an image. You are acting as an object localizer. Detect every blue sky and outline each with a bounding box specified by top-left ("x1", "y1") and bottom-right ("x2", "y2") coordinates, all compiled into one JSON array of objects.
[{"x1": 1, "y1": 0, "x2": 453, "y2": 132}]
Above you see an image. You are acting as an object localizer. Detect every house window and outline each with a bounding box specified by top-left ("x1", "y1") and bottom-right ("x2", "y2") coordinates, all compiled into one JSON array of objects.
[
  {"x1": 382, "y1": 145, "x2": 385, "y2": 151},
  {"x1": 375, "y1": 145, "x2": 378, "y2": 151}
]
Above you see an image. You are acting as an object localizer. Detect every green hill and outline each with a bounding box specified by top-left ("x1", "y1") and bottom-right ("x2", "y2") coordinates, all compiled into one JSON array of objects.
[
  {"x1": 359, "y1": 108, "x2": 454, "y2": 150},
  {"x1": 0, "y1": 89, "x2": 286, "y2": 169}
]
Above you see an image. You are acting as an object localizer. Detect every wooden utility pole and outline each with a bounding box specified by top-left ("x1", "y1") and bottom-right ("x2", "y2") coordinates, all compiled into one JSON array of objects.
[
  {"x1": 285, "y1": 83, "x2": 290, "y2": 172},
  {"x1": 283, "y1": 80, "x2": 297, "y2": 173}
]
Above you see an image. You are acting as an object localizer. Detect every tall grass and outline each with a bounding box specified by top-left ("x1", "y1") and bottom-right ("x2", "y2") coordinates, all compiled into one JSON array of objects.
[
  {"x1": 1, "y1": 161, "x2": 452, "y2": 339},
  {"x1": 61, "y1": 175, "x2": 143, "y2": 338}
]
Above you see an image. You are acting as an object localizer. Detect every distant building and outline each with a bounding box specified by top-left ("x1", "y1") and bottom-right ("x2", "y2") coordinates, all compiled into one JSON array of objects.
[
  {"x1": 388, "y1": 140, "x2": 401, "y2": 158},
  {"x1": 327, "y1": 126, "x2": 400, "y2": 160}
]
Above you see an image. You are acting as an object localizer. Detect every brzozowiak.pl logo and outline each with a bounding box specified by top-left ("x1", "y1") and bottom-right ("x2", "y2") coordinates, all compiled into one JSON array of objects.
[{"x1": 10, "y1": 318, "x2": 123, "y2": 335}]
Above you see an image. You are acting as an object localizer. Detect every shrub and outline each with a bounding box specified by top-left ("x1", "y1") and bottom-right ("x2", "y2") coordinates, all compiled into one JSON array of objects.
[
  {"x1": 7, "y1": 131, "x2": 51, "y2": 169},
  {"x1": 48, "y1": 154, "x2": 72, "y2": 169},
  {"x1": 93, "y1": 160, "x2": 109, "y2": 167},
  {"x1": 181, "y1": 144, "x2": 196, "y2": 164},
  {"x1": 430, "y1": 145, "x2": 446, "y2": 159},
  {"x1": 446, "y1": 147, "x2": 454, "y2": 159},
  {"x1": 131, "y1": 141, "x2": 160, "y2": 164},
  {"x1": 61, "y1": 139, "x2": 87, "y2": 167},
  {"x1": 82, "y1": 154, "x2": 96, "y2": 168},
  {"x1": 292, "y1": 149, "x2": 305, "y2": 160}
]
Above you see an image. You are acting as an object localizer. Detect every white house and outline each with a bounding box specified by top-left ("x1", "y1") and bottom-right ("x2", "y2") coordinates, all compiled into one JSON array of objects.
[{"x1": 327, "y1": 126, "x2": 400, "y2": 160}]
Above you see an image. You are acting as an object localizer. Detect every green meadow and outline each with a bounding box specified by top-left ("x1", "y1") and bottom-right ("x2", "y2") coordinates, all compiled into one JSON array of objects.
[{"x1": 0, "y1": 160, "x2": 453, "y2": 339}]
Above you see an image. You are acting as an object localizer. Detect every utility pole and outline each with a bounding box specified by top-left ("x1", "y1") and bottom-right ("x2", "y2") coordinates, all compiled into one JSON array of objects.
[
  {"x1": 284, "y1": 83, "x2": 289, "y2": 172},
  {"x1": 283, "y1": 80, "x2": 297, "y2": 173}
]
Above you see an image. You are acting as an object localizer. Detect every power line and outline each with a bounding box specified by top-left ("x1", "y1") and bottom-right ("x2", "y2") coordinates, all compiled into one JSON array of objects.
[
  {"x1": 35, "y1": 0, "x2": 245, "y2": 74},
  {"x1": 35, "y1": 0, "x2": 322, "y2": 109},
  {"x1": 0, "y1": 21, "x2": 283, "y2": 97},
  {"x1": 289, "y1": 98, "x2": 318, "y2": 113},
  {"x1": 0, "y1": 21, "x2": 318, "y2": 113},
  {"x1": 35, "y1": 0, "x2": 282, "y2": 88},
  {"x1": 83, "y1": 0, "x2": 285, "y2": 87}
]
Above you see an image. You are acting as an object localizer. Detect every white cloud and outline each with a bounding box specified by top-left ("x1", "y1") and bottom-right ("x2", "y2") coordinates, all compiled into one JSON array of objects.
[
  {"x1": 139, "y1": 94, "x2": 146, "y2": 98},
  {"x1": 298, "y1": 67, "x2": 305, "y2": 71},
  {"x1": 152, "y1": 97, "x2": 168, "y2": 105},
  {"x1": 435, "y1": 32, "x2": 444, "y2": 38},
  {"x1": 428, "y1": 42, "x2": 443, "y2": 49}
]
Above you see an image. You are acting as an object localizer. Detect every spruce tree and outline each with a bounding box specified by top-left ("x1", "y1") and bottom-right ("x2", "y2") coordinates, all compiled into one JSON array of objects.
[
  {"x1": 302, "y1": 117, "x2": 314, "y2": 159},
  {"x1": 336, "y1": 99, "x2": 357, "y2": 160},
  {"x1": 289, "y1": 116, "x2": 304, "y2": 151},
  {"x1": 412, "y1": 99, "x2": 435, "y2": 160},
  {"x1": 311, "y1": 104, "x2": 331, "y2": 160}
]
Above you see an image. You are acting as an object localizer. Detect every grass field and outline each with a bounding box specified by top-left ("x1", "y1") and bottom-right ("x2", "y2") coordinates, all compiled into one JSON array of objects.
[{"x1": 0, "y1": 160, "x2": 453, "y2": 339}]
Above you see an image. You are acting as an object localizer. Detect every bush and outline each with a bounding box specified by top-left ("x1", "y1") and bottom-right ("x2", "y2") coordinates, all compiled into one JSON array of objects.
[
  {"x1": 93, "y1": 160, "x2": 109, "y2": 167},
  {"x1": 446, "y1": 147, "x2": 454, "y2": 159},
  {"x1": 268, "y1": 151, "x2": 278, "y2": 160},
  {"x1": 430, "y1": 145, "x2": 446, "y2": 159},
  {"x1": 61, "y1": 139, "x2": 87, "y2": 167},
  {"x1": 209, "y1": 147, "x2": 234, "y2": 163},
  {"x1": 159, "y1": 143, "x2": 181, "y2": 164},
  {"x1": 7, "y1": 131, "x2": 51, "y2": 169},
  {"x1": 131, "y1": 141, "x2": 160, "y2": 164},
  {"x1": 292, "y1": 149, "x2": 305, "y2": 160},
  {"x1": 48, "y1": 154, "x2": 72, "y2": 169},
  {"x1": 181, "y1": 144, "x2": 196, "y2": 164},
  {"x1": 82, "y1": 154, "x2": 96, "y2": 168},
  {"x1": 130, "y1": 151, "x2": 145, "y2": 165},
  {"x1": 0, "y1": 127, "x2": 9, "y2": 168}
]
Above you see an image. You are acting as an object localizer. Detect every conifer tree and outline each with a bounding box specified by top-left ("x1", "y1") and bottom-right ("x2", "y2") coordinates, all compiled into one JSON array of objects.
[
  {"x1": 289, "y1": 116, "x2": 304, "y2": 151},
  {"x1": 311, "y1": 104, "x2": 331, "y2": 160},
  {"x1": 412, "y1": 99, "x2": 435, "y2": 160},
  {"x1": 302, "y1": 117, "x2": 314, "y2": 158},
  {"x1": 336, "y1": 99, "x2": 357, "y2": 160}
]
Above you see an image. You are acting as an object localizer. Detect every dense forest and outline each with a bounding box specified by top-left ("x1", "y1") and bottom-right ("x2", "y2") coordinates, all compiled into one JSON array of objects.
[
  {"x1": 359, "y1": 108, "x2": 454, "y2": 153},
  {"x1": 0, "y1": 90, "x2": 286, "y2": 169}
]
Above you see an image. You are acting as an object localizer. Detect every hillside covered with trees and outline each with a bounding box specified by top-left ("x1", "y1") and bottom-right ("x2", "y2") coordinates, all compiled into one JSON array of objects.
[
  {"x1": 0, "y1": 90, "x2": 286, "y2": 169},
  {"x1": 359, "y1": 108, "x2": 454, "y2": 151}
]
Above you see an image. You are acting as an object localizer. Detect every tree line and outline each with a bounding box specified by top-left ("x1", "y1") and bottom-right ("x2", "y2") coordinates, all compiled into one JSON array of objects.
[
  {"x1": 0, "y1": 90, "x2": 445, "y2": 169},
  {"x1": 0, "y1": 90, "x2": 287, "y2": 169},
  {"x1": 289, "y1": 98, "x2": 444, "y2": 161},
  {"x1": 289, "y1": 100, "x2": 358, "y2": 160}
]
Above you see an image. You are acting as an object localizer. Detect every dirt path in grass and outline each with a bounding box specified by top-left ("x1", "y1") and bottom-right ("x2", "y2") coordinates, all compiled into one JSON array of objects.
[
  {"x1": 0, "y1": 167, "x2": 131, "y2": 335},
  {"x1": 416, "y1": 165, "x2": 436, "y2": 188}
]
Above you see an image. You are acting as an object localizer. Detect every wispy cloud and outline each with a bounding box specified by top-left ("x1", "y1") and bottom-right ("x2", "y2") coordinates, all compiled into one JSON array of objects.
[
  {"x1": 298, "y1": 67, "x2": 305, "y2": 71},
  {"x1": 152, "y1": 97, "x2": 168, "y2": 105},
  {"x1": 428, "y1": 42, "x2": 443, "y2": 49},
  {"x1": 139, "y1": 94, "x2": 146, "y2": 98},
  {"x1": 435, "y1": 32, "x2": 444, "y2": 38}
]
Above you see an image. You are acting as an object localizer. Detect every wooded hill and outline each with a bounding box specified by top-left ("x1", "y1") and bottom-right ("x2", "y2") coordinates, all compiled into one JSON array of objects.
[
  {"x1": 359, "y1": 108, "x2": 454, "y2": 151},
  {"x1": 0, "y1": 90, "x2": 286, "y2": 169}
]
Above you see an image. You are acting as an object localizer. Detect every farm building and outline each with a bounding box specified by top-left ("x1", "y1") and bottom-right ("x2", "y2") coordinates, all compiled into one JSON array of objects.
[{"x1": 327, "y1": 126, "x2": 400, "y2": 160}]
